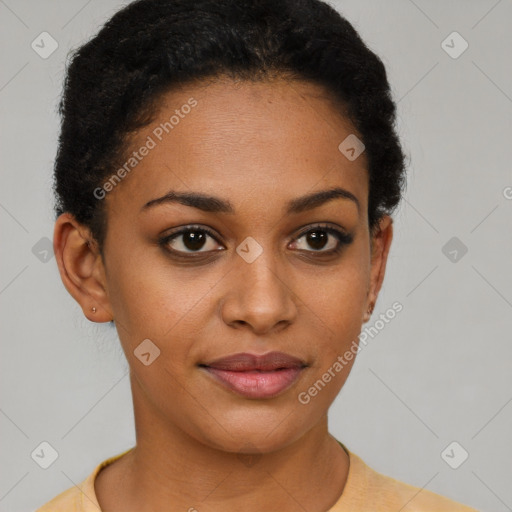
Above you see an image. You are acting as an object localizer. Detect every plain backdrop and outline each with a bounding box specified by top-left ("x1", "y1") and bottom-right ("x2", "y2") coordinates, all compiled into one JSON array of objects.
[{"x1": 1, "y1": 1, "x2": 511, "y2": 511}]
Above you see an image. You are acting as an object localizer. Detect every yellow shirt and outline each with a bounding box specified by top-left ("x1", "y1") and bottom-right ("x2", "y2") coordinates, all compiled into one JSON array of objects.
[{"x1": 36, "y1": 442, "x2": 478, "y2": 511}]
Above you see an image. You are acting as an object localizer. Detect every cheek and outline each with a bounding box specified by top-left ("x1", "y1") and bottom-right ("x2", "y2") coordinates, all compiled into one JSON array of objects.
[
  {"x1": 105, "y1": 250, "x2": 222, "y2": 362},
  {"x1": 296, "y1": 261, "x2": 368, "y2": 332},
  {"x1": 293, "y1": 259, "x2": 368, "y2": 393}
]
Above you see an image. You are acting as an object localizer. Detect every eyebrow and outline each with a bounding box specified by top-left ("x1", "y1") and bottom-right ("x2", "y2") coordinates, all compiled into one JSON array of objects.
[{"x1": 141, "y1": 186, "x2": 360, "y2": 215}]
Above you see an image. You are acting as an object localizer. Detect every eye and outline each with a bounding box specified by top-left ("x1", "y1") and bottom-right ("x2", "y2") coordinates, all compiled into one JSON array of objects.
[
  {"x1": 158, "y1": 223, "x2": 353, "y2": 259},
  {"x1": 159, "y1": 225, "x2": 223, "y2": 255},
  {"x1": 291, "y1": 224, "x2": 353, "y2": 254}
]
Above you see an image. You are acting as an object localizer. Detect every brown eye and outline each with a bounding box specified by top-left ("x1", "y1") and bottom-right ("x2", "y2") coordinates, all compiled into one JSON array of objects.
[
  {"x1": 291, "y1": 225, "x2": 353, "y2": 254},
  {"x1": 304, "y1": 230, "x2": 329, "y2": 250},
  {"x1": 181, "y1": 231, "x2": 207, "y2": 251},
  {"x1": 160, "y1": 226, "x2": 223, "y2": 254}
]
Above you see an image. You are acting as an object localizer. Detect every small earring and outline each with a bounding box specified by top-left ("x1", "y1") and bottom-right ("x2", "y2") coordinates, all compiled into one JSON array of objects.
[
  {"x1": 367, "y1": 303, "x2": 374, "y2": 315},
  {"x1": 91, "y1": 307, "x2": 97, "y2": 313}
]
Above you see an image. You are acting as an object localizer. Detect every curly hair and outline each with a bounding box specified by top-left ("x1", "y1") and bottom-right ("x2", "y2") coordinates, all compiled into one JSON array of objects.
[{"x1": 53, "y1": 0, "x2": 407, "y2": 251}]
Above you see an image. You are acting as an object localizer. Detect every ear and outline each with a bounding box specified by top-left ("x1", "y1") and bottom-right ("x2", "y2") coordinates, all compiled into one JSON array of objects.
[
  {"x1": 53, "y1": 213, "x2": 113, "y2": 323},
  {"x1": 363, "y1": 215, "x2": 393, "y2": 323}
]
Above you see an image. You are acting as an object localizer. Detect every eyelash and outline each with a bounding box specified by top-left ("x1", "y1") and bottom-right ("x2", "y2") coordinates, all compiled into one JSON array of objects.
[{"x1": 158, "y1": 223, "x2": 353, "y2": 260}]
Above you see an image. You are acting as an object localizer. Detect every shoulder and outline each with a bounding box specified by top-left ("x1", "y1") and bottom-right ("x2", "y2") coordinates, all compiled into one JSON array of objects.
[
  {"x1": 35, "y1": 448, "x2": 134, "y2": 512},
  {"x1": 36, "y1": 485, "x2": 80, "y2": 512},
  {"x1": 334, "y1": 445, "x2": 479, "y2": 512}
]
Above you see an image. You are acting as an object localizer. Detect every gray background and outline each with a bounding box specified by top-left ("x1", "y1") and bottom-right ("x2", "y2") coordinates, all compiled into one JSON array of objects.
[{"x1": 1, "y1": 0, "x2": 511, "y2": 511}]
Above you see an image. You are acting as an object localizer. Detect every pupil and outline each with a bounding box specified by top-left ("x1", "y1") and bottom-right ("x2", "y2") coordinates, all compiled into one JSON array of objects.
[
  {"x1": 184, "y1": 231, "x2": 205, "y2": 251},
  {"x1": 307, "y1": 231, "x2": 327, "y2": 250}
]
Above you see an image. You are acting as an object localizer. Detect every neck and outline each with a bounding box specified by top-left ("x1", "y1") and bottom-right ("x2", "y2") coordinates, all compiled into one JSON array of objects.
[{"x1": 96, "y1": 375, "x2": 350, "y2": 512}]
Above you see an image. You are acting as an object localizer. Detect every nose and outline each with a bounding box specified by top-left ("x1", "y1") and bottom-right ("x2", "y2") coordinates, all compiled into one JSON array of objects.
[{"x1": 220, "y1": 251, "x2": 298, "y2": 335}]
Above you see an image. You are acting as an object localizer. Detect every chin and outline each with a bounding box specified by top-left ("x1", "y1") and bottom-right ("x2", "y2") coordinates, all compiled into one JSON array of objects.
[{"x1": 189, "y1": 410, "x2": 312, "y2": 456}]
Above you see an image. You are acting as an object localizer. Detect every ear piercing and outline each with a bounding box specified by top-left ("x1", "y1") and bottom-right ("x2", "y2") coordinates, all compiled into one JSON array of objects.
[
  {"x1": 364, "y1": 303, "x2": 375, "y2": 321},
  {"x1": 91, "y1": 306, "x2": 114, "y2": 322}
]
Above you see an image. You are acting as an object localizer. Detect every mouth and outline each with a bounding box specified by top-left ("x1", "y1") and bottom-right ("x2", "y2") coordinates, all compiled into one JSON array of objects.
[{"x1": 199, "y1": 352, "x2": 308, "y2": 399}]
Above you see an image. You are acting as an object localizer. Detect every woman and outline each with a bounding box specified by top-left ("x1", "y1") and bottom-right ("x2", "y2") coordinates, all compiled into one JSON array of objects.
[{"x1": 38, "y1": 0, "x2": 478, "y2": 510}]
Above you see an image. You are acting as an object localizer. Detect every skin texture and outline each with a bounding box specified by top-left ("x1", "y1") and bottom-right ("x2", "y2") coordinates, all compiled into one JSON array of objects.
[{"x1": 53, "y1": 77, "x2": 393, "y2": 512}]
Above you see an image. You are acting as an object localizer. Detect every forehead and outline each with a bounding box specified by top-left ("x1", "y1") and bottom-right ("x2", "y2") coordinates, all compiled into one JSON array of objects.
[{"x1": 105, "y1": 77, "x2": 369, "y2": 217}]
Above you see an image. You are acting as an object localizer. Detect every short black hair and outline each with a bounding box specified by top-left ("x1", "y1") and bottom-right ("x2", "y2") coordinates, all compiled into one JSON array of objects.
[{"x1": 53, "y1": 0, "x2": 407, "y2": 251}]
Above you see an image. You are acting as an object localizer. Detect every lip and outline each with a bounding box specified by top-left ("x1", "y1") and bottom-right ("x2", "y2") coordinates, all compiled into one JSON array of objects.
[{"x1": 200, "y1": 352, "x2": 307, "y2": 399}]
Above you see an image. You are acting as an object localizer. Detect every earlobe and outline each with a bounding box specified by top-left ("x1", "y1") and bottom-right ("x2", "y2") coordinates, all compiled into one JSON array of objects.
[
  {"x1": 362, "y1": 301, "x2": 375, "y2": 323},
  {"x1": 53, "y1": 213, "x2": 113, "y2": 323}
]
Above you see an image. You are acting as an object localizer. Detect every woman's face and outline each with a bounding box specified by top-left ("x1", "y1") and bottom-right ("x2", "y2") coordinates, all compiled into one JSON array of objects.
[{"x1": 81, "y1": 77, "x2": 392, "y2": 453}]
